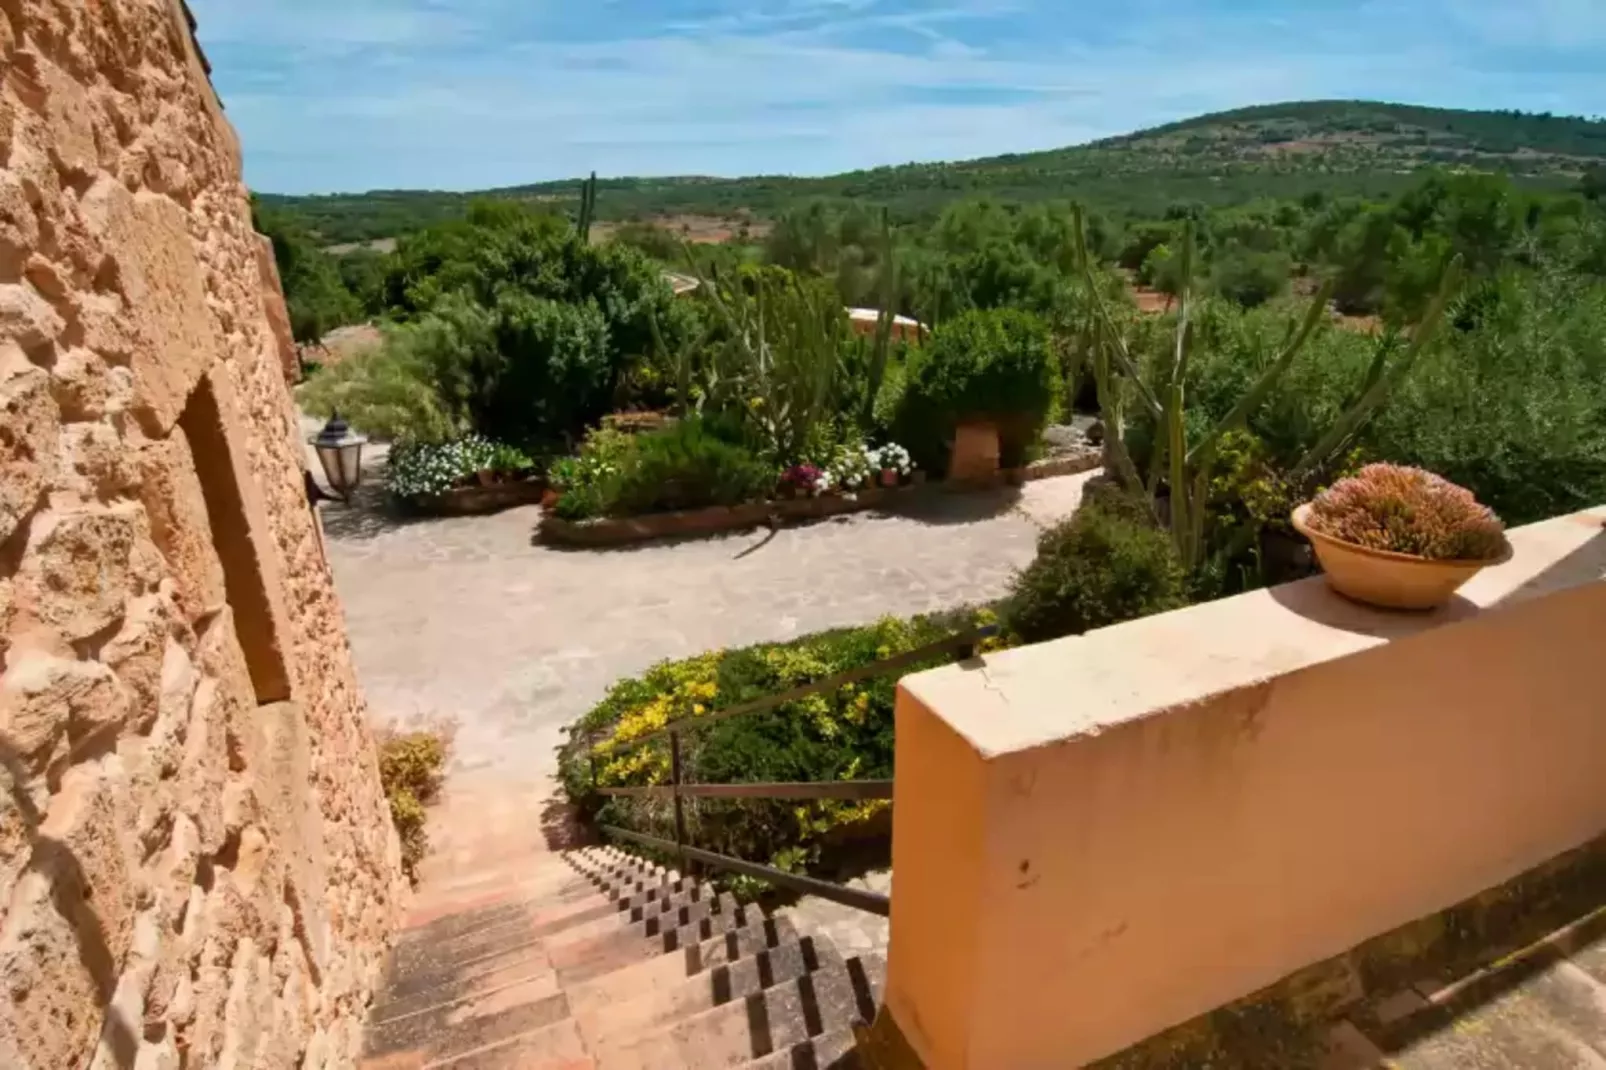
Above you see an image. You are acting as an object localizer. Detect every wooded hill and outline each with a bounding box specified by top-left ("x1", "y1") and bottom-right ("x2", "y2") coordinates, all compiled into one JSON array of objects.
[{"x1": 262, "y1": 100, "x2": 1606, "y2": 245}]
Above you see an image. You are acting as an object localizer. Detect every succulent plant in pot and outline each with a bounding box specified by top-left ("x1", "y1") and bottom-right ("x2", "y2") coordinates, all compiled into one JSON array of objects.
[{"x1": 1292, "y1": 463, "x2": 1511, "y2": 610}]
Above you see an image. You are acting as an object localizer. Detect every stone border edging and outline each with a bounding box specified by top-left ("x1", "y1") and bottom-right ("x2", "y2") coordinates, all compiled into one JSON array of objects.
[
  {"x1": 413, "y1": 479, "x2": 547, "y2": 517},
  {"x1": 539, "y1": 452, "x2": 1101, "y2": 547}
]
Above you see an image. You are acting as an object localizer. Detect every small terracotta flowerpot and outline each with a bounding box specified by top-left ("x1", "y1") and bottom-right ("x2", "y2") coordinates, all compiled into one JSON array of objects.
[
  {"x1": 880, "y1": 469, "x2": 900, "y2": 488},
  {"x1": 1291, "y1": 504, "x2": 1512, "y2": 611},
  {"x1": 476, "y1": 469, "x2": 496, "y2": 487},
  {"x1": 540, "y1": 487, "x2": 561, "y2": 510}
]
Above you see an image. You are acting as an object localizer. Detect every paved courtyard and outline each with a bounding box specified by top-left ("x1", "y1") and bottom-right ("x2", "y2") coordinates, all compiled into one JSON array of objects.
[{"x1": 316, "y1": 446, "x2": 1095, "y2": 780}]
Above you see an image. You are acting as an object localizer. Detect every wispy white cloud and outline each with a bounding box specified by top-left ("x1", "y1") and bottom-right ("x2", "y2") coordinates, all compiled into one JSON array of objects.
[{"x1": 188, "y1": 0, "x2": 1606, "y2": 194}]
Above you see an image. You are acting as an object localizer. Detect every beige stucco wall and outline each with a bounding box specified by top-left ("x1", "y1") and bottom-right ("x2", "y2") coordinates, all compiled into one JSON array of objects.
[
  {"x1": 0, "y1": 2, "x2": 405, "y2": 1068},
  {"x1": 886, "y1": 507, "x2": 1606, "y2": 1069}
]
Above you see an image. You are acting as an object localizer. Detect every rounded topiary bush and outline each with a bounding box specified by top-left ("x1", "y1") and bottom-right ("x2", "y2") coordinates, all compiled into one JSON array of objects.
[
  {"x1": 1004, "y1": 497, "x2": 1189, "y2": 644},
  {"x1": 896, "y1": 308, "x2": 1060, "y2": 472}
]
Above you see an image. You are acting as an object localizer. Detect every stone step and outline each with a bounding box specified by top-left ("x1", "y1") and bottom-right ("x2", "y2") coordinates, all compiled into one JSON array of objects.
[
  {"x1": 575, "y1": 936, "x2": 843, "y2": 1049},
  {"x1": 607, "y1": 877, "x2": 699, "y2": 914},
  {"x1": 371, "y1": 947, "x2": 557, "y2": 1026},
  {"x1": 362, "y1": 972, "x2": 572, "y2": 1066},
  {"x1": 545, "y1": 886, "x2": 722, "y2": 951},
  {"x1": 553, "y1": 897, "x2": 761, "y2": 989},
  {"x1": 417, "y1": 846, "x2": 583, "y2": 887},
  {"x1": 742, "y1": 1027, "x2": 860, "y2": 1070},
  {"x1": 571, "y1": 848, "x2": 671, "y2": 880},
  {"x1": 546, "y1": 889, "x2": 735, "y2": 954},
  {"x1": 421, "y1": 1017, "x2": 592, "y2": 1070},
  {"x1": 567, "y1": 917, "x2": 802, "y2": 1017},
  {"x1": 590, "y1": 953, "x2": 885, "y2": 1070}
]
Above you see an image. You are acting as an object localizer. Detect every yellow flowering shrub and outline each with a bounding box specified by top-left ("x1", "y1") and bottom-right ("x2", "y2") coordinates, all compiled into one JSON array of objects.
[{"x1": 559, "y1": 607, "x2": 1005, "y2": 871}]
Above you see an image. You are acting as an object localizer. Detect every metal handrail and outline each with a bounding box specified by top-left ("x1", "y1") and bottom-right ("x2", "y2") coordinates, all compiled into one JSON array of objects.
[
  {"x1": 598, "y1": 780, "x2": 892, "y2": 801},
  {"x1": 587, "y1": 624, "x2": 995, "y2": 917},
  {"x1": 603, "y1": 825, "x2": 892, "y2": 917}
]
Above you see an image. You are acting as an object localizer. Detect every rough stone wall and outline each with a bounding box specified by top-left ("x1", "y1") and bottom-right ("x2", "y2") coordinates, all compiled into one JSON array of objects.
[{"x1": 0, "y1": 2, "x2": 406, "y2": 1068}]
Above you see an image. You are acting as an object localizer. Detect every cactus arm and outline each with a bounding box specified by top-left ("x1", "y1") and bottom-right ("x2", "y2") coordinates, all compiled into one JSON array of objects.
[
  {"x1": 1073, "y1": 208, "x2": 1164, "y2": 422},
  {"x1": 1185, "y1": 277, "x2": 1335, "y2": 472},
  {"x1": 1289, "y1": 257, "x2": 1462, "y2": 482}
]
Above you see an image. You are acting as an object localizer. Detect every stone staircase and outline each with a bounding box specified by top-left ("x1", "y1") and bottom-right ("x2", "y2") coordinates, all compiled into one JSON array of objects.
[{"x1": 359, "y1": 843, "x2": 882, "y2": 1069}]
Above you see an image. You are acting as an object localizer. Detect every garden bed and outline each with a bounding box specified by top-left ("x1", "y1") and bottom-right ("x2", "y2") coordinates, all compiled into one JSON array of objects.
[
  {"x1": 413, "y1": 478, "x2": 547, "y2": 516},
  {"x1": 538, "y1": 452, "x2": 1101, "y2": 547}
]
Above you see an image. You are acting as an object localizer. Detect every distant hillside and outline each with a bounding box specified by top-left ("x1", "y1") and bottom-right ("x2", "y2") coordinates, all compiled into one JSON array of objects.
[{"x1": 262, "y1": 100, "x2": 1606, "y2": 245}]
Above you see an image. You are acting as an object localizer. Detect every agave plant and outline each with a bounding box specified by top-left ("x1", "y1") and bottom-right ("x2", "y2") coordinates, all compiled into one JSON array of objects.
[{"x1": 1070, "y1": 206, "x2": 1463, "y2": 571}]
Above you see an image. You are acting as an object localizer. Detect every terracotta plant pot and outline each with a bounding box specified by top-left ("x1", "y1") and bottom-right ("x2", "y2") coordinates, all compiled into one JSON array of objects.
[
  {"x1": 1291, "y1": 504, "x2": 1512, "y2": 611},
  {"x1": 880, "y1": 469, "x2": 900, "y2": 488},
  {"x1": 949, "y1": 421, "x2": 1001, "y2": 483}
]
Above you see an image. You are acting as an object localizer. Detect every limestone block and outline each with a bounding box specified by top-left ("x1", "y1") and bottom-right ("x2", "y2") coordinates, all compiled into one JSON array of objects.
[
  {"x1": 0, "y1": 760, "x2": 139, "y2": 1069},
  {"x1": 0, "y1": 282, "x2": 64, "y2": 352},
  {"x1": 60, "y1": 418, "x2": 138, "y2": 499},
  {"x1": 22, "y1": 504, "x2": 136, "y2": 641},
  {"x1": 0, "y1": 345, "x2": 59, "y2": 545},
  {"x1": 50, "y1": 346, "x2": 115, "y2": 421},
  {"x1": 179, "y1": 677, "x2": 226, "y2": 854},
  {"x1": 149, "y1": 811, "x2": 200, "y2": 933},
  {"x1": 216, "y1": 939, "x2": 274, "y2": 1070},
  {"x1": 72, "y1": 288, "x2": 139, "y2": 366},
  {"x1": 137, "y1": 428, "x2": 226, "y2": 624},
  {"x1": 0, "y1": 651, "x2": 128, "y2": 775},
  {"x1": 37, "y1": 53, "x2": 100, "y2": 179},
  {"x1": 258, "y1": 702, "x2": 331, "y2": 975},
  {"x1": 0, "y1": 756, "x2": 38, "y2": 911},
  {"x1": 0, "y1": 170, "x2": 38, "y2": 279},
  {"x1": 85, "y1": 910, "x2": 163, "y2": 1070},
  {"x1": 77, "y1": 179, "x2": 220, "y2": 435},
  {"x1": 101, "y1": 595, "x2": 184, "y2": 736},
  {"x1": 0, "y1": 872, "x2": 104, "y2": 1070}
]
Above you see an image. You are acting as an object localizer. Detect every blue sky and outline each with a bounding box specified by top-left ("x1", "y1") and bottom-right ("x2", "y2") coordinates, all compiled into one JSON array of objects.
[{"x1": 190, "y1": 0, "x2": 1606, "y2": 196}]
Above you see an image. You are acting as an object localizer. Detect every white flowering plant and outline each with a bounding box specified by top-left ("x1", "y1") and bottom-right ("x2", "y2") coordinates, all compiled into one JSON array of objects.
[
  {"x1": 820, "y1": 442, "x2": 876, "y2": 493},
  {"x1": 386, "y1": 435, "x2": 530, "y2": 499},
  {"x1": 870, "y1": 442, "x2": 914, "y2": 476}
]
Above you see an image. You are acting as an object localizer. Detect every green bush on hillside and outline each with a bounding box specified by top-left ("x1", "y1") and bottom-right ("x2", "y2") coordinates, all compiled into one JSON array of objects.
[{"x1": 896, "y1": 307, "x2": 1060, "y2": 472}]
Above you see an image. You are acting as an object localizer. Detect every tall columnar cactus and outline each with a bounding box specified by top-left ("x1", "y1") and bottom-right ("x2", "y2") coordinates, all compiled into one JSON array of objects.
[
  {"x1": 860, "y1": 208, "x2": 900, "y2": 426},
  {"x1": 576, "y1": 171, "x2": 598, "y2": 242},
  {"x1": 1070, "y1": 206, "x2": 1462, "y2": 571}
]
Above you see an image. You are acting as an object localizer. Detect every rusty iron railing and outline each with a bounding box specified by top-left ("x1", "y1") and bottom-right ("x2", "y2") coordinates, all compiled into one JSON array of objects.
[{"x1": 588, "y1": 625, "x2": 997, "y2": 917}]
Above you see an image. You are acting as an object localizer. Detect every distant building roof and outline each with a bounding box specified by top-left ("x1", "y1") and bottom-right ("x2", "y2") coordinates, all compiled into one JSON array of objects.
[{"x1": 846, "y1": 308, "x2": 924, "y2": 330}]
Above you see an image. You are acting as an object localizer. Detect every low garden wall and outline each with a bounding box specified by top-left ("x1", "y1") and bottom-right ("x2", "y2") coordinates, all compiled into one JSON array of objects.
[
  {"x1": 539, "y1": 452, "x2": 1101, "y2": 547},
  {"x1": 881, "y1": 506, "x2": 1606, "y2": 1069}
]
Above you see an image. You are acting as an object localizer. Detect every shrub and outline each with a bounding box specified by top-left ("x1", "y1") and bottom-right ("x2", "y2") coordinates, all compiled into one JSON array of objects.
[
  {"x1": 605, "y1": 417, "x2": 776, "y2": 516},
  {"x1": 376, "y1": 728, "x2": 451, "y2": 881},
  {"x1": 1306, "y1": 463, "x2": 1507, "y2": 560},
  {"x1": 897, "y1": 307, "x2": 1060, "y2": 471},
  {"x1": 547, "y1": 426, "x2": 635, "y2": 520},
  {"x1": 1004, "y1": 498, "x2": 1189, "y2": 644},
  {"x1": 298, "y1": 341, "x2": 463, "y2": 444},
  {"x1": 1210, "y1": 248, "x2": 1292, "y2": 308}
]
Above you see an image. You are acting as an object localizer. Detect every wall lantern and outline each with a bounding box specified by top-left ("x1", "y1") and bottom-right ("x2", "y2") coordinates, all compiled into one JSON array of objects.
[{"x1": 310, "y1": 412, "x2": 367, "y2": 503}]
